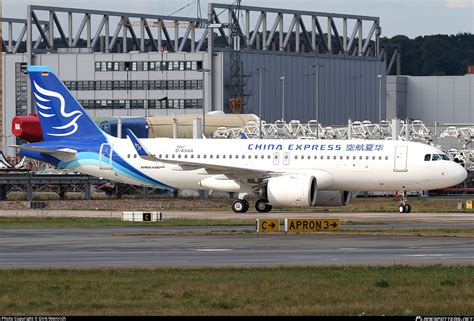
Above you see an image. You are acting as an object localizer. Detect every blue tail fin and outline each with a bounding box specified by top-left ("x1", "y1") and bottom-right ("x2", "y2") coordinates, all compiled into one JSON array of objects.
[{"x1": 27, "y1": 65, "x2": 104, "y2": 141}]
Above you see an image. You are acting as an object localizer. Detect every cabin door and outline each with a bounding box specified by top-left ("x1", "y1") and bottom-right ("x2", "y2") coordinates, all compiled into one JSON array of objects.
[
  {"x1": 99, "y1": 143, "x2": 113, "y2": 170},
  {"x1": 394, "y1": 145, "x2": 408, "y2": 172}
]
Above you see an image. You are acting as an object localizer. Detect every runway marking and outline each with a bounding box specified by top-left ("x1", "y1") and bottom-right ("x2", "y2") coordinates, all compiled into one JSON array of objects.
[
  {"x1": 402, "y1": 254, "x2": 451, "y2": 257},
  {"x1": 194, "y1": 249, "x2": 233, "y2": 252}
]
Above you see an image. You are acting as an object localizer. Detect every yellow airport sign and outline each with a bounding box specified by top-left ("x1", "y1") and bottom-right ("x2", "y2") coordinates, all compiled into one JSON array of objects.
[
  {"x1": 285, "y1": 219, "x2": 340, "y2": 232},
  {"x1": 256, "y1": 219, "x2": 280, "y2": 232},
  {"x1": 466, "y1": 200, "x2": 472, "y2": 209}
]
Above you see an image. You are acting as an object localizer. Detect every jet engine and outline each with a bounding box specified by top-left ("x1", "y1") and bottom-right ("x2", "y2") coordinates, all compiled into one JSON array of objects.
[
  {"x1": 265, "y1": 175, "x2": 317, "y2": 207},
  {"x1": 315, "y1": 191, "x2": 351, "y2": 206}
]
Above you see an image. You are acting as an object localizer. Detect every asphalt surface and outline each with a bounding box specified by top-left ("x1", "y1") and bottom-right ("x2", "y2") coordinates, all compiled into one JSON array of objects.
[
  {"x1": 1, "y1": 226, "x2": 474, "y2": 268},
  {"x1": 1, "y1": 210, "x2": 474, "y2": 268}
]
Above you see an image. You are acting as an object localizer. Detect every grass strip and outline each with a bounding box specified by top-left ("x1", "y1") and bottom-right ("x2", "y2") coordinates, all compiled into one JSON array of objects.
[
  {"x1": 0, "y1": 217, "x2": 255, "y2": 228},
  {"x1": 0, "y1": 266, "x2": 473, "y2": 316}
]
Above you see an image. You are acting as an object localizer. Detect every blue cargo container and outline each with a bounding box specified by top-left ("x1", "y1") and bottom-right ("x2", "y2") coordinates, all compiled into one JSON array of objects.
[{"x1": 100, "y1": 117, "x2": 149, "y2": 138}]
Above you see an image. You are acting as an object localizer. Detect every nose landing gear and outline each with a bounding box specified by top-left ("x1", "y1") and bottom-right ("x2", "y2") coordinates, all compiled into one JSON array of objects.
[{"x1": 397, "y1": 191, "x2": 411, "y2": 213}]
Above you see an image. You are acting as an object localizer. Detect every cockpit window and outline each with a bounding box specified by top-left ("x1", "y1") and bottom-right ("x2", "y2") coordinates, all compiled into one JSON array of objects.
[
  {"x1": 424, "y1": 154, "x2": 431, "y2": 161},
  {"x1": 432, "y1": 154, "x2": 441, "y2": 161},
  {"x1": 440, "y1": 154, "x2": 450, "y2": 160}
]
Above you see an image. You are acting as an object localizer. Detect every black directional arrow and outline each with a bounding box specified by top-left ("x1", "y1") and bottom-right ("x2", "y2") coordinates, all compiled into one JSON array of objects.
[
  {"x1": 269, "y1": 222, "x2": 276, "y2": 229},
  {"x1": 330, "y1": 222, "x2": 338, "y2": 228}
]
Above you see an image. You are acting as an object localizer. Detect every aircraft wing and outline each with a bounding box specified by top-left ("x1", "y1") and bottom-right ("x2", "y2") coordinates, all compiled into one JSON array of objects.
[
  {"x1": 125, "y1": 129, "x2": 281, "y2": 177},
  {"x1": 148, "y1": 157, "x2": 280, "y2": 176},
  {"x1": 9, "y1": 145, "x2": 77, "y2": 161}
]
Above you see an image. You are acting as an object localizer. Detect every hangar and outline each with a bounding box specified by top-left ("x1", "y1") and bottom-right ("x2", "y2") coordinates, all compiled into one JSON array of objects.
[{"x1": 1, "y1": 3, "x2": 392, "y2": 156}]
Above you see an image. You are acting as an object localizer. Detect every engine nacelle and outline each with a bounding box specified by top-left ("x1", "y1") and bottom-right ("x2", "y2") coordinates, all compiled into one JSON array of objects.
[
  {"x1": 316, "y1": 191, "x2": 351, "y2": 206},
  {"x1": 266, "y1": 175, "x2": 317, "y2": 207}
]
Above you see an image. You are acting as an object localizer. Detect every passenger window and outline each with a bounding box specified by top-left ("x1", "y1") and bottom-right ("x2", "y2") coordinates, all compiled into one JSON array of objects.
[
  {"x1": 159, "y1": 154, "x2": 162, "y2": 158},
  {"x1": 359, "y1": 156, "x2": 363, "y2": 160},
  {"x1": 333, "y1": 156, "x2": 337, "y2": 160},
  {"x1": 165, "y1": 154, "x2": 169, "y2": 159},
  {"x1": 353, "y1": 156, "x2": 356, "y2": 160},
  {"x1": 210, "y1": 155, "x2": 213, "y2": 159},
  {"x1": 134, "y1": 154, "x2": 137, "y2": 158},
  {"x1": 254, "y1": 155, "x2": 258, "y2": 159},
  {"x1": 229, "y1": 155, "x2": 232, "y2": 159},
  {"x1": 307, "y1": 155, "x2": 311, "y2": 160},
  {"x1": 190, "y1": 155, "x2": 194, "y2": 159},
  {"x1": 295, "y1": 155, "x2": 298, "y2": 160},
  {"x1": 424, "y1": 154, "x2": 431, "y2": 161},
  {"x1": 222, "y1": 155, "x2": 226, "y2": 159},
  {"x1": 197, "y1": 155, "x2": 200, "y2": 159},
  {"x1": 432, "y1": 154, "x2": 440, "y2": 161},
  {"x1": 216, "y1": 155, "x2": 219, "y2": 159},
  {"x1": 171, "y1": 154, "x2": 175, "y2": 159},
  {"x1": 366, "y1": 156, "x2": 369, "y2": 160},
  {"x1": 261, "y1": 155, "x2": 265, "y2": 159},
  {"x1": 326, "y1": 156, "x2": 330, "y2": 160},
  {"x1": 178, "y1": 154, "x2": 181, "y2": 159},
  {"x1": 385, "y1": 156, "x2": 389, "y2": 160},
  {"x1": 184, "y1": 155, "x2": 188, "y2": 159},
  {"x1": 235, "y1": 155, "x2": 239, "y2": 159},
  {"x1": 340, "y1": 156, "x2": 343, "y2": 160},
  {"x1": 127, "y1": 154, "x2": 130, "y2": 158},
  {"x1": 267, "y1": 155, "x2": 271, "y2": 159},
  {"x1": 346, "y1": 156, "x2": 349, "y2": 160},
  {"x1": 378, "y1": 156, "x2": 382, "y2": 160},
  {"x1": 314, "y1": 155, "x2": 317, "y2": 159},
  {"x1": 248, "y1": 155, "x2": 251, "y2": 159},
  {"x1": 372, "y1": 156, "x2": 375, "y2": 160},
  {"x1": 203, "y1": 155, "x2": 207, "y2": 159}
]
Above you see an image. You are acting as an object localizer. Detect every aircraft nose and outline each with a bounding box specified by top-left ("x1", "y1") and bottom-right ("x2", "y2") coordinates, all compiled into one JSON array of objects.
[{"x1": 452, "y1": 162, "x2": 468, "y2": 185}]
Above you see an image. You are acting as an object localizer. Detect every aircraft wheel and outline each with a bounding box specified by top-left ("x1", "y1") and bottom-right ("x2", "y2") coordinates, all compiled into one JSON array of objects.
[
  {"x1": 398, "y1": 204, "x2": 406, "y2": 213},
  {"x1": 404, "y1": 204, "x2": 411, "y2": 213},
  {"x1": 255, "y1": 199, "x2": 272, "y2": 213},
  {"x1": 232, "y1": 200, "x2": 249, "y2": 213}
]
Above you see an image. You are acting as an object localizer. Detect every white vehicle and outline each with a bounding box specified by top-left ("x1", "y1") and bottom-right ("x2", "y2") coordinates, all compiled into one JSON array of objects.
[{"x1": 13, "y1": 66, "x2": 468, "y2": 214}]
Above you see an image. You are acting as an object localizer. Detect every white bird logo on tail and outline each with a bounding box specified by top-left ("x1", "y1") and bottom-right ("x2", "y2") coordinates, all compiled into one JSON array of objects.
[{"x1": 33, "y1": 81, "x2": 83, "y2": 137}]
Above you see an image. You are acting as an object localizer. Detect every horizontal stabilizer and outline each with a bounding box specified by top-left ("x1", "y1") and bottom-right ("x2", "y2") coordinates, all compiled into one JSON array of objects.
[{"x1": 9, "y1": 145, "x2": 77, "y2": 161}]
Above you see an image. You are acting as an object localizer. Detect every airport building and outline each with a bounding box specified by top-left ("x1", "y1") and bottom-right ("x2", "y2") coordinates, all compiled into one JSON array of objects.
[{"x1": 1, "y1": 3, "x2": 391, "y2": 156}]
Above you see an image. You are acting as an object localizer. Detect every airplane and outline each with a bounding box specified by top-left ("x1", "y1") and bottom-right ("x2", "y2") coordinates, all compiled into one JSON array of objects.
[{"x1": 10, "y1": 65, "x2": 468, "y2": 214}]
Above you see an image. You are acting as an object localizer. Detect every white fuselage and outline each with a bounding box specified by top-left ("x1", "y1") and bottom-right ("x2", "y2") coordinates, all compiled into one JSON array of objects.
[{"x1": 70, "y1": 137, "x2": 467, "y2": 194}]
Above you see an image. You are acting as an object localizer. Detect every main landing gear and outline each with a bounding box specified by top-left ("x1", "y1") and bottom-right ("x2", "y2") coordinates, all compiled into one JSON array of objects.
[
  {"x1": 232, "y1": 199, "x2": 249, "y2": 213},
  {"x1": 231, "y1": 199, "x2": 273, "y2": 213},
  {"x1": 398, "y1": 191, "x2": 411, "y2": 213},
  {"x1": 255, "y1": 199, "x2": 272, "y2": 213}
]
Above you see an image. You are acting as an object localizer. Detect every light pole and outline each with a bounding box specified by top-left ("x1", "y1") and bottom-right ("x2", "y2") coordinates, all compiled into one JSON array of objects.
[
  {"x1": 198, "y1": 68, "x2": 210, "y2": 137},
  {"x1": 256, "y1": 66, "x2": 265, "y2": 139},
  {"x1": 377, "y1": 74, "x2": 383, "y2": 138},
  {"x1": 312, "y1": 63, "x2": 322, "y2": 139},
  {"x1": 280, "y1": 76, "x2": 286, "y2": 122}
]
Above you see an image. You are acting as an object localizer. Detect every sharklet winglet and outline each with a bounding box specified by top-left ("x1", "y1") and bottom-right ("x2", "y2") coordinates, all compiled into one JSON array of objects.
[{"x1": 125, "y1": 128, "x2": 158, "y2": 161}]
